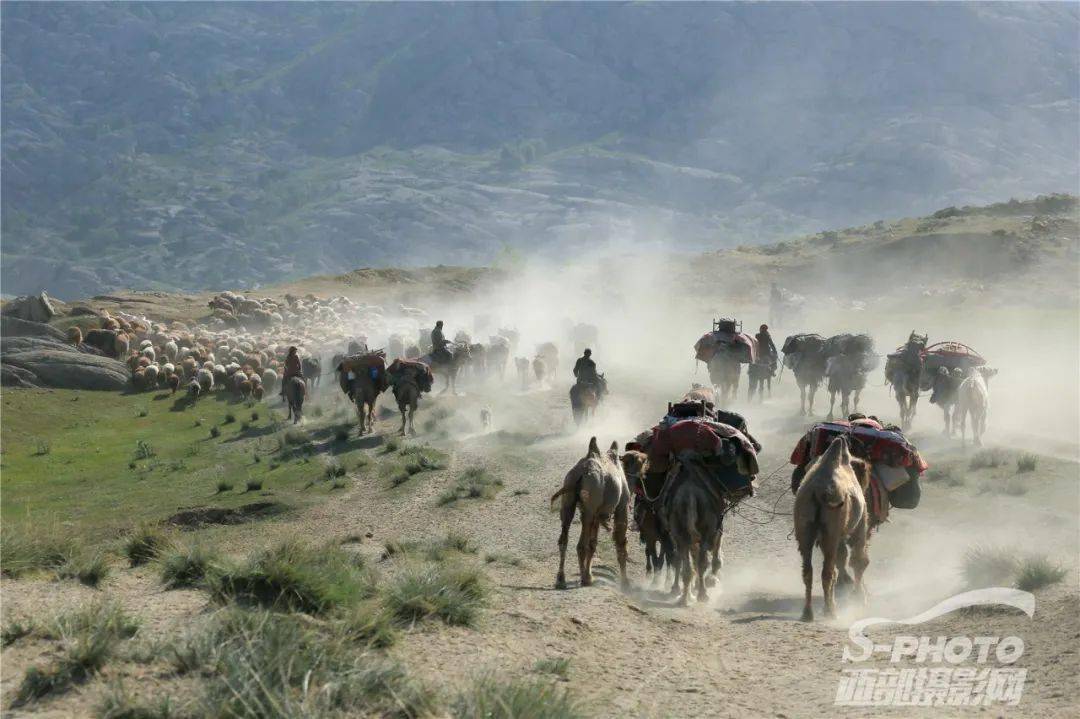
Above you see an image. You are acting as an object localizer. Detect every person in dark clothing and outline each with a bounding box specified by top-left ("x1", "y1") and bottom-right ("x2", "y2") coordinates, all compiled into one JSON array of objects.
[
  {"x1": 573, "y1": 349, "x2": 607, "y2": 396},
  {"x1": 755, "y1": 324, "x2": 778, "y2": 369},
  {"x1": 281, "y1": 346, "x2": 302, "y2": 398},
  {"x1": 431, "y1": 321, "x2": 450, "y2": 362}
]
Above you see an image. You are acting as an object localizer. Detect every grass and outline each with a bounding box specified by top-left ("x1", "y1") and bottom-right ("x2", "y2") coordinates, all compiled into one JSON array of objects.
[
  {"x1": 171, "y1": 609, "x2": 436, "y2": 717},
  {"x1": 134, "y1": 440, "x2": 155, "y2": 460},
  {"x1": 2, "y1": 389, "x2": 368, "y2": 546},
  {"x1": 969, "y1": 448, "x2": 1010, "y2": 470},
  {"x1": 961, "y1": 546, "x2": 1020, "y2": 589},
  {"x1": 160, "y1": 542, "x2": 219, "y2": 589},
  {"x1": 383, "y1": 533, "x2": 478, "y2": 563},
  {"x1": 453, "y1": 676, "x2": 582, "y2": 719},
  {"x1": 57, "y1": 551, "x2": 110, "y2": 587},
  {"x1": 0, "y1": 531, "x2": 77, "y2": 577},
  {"x1": 384, "y1": 563, "x2": 487, "y2": 627},
  {"x1": 3, "y1": 621, "x2": 32, "y2": 647},
  {"x1": 215, "y1": 479, "x2": 234, "y2": 493},
  {"x1": 1015, "y1": 555, "x2": 1067, "y2": 591},
  {"x1": 484, "y1": 552, "x2": 523, "y2": 567},
  {"x1": 325, "y1": 459, "x2": 346, "y2": 479},
  {"x1": 245, "y1": 479, "x2": 264, "y2": 492},
  {"x1": 925, "y1": 465, "x2": 965, "y2": 487},
  {"x1": 209, "y1": 425, "x2": 221, "y2": 438},
  {"x1": 333, "y1": 601, "x2": 398, "y2": 649},
  {"x1": 533, "y1": 657, "x2": 571, "y2": 678},
  {"x1": 124, "y1": 525, "x2": 167, "y2": 567},
  {"x1": 438, "y1": 467, "x2": 504, "y2": 506},
  {"x1": 1016, "y1": 453, "x2": 1038, "y2": 473},
  {"x1": 97, "y1": 685, "x2": 176, "y2": 719},
  {"x1": 15, "y1": 602, "x2": 138, "y2": 706},
  {"x1": 209, "y1": 540, "x2": 375, "y2": 614}
]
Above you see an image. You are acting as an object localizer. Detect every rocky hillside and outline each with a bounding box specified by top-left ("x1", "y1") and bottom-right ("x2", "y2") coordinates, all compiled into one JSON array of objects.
[{"x1": 3, "y1": 2, "x2": 1078, "y2": 298}]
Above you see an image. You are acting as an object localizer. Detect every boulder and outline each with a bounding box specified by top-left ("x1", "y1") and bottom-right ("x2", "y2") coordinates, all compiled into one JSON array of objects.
[
  {"x1": 1, "y1": 292, "x2": 58, "y2": 323},
  {"x1": 1, "y1": 336, "x2": 130, "y2": 390},
  {"x1": 0, "y1": 315, "x2": 67, "y2": 341}
]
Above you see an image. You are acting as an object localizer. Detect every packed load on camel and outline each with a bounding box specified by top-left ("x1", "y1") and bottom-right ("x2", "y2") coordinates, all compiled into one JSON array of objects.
[
  {"x1": 781, "y1": 333, "x2": 826, "y2": 369},
  {"x1": 823, "y1": 332, "x2": 878, "y2": 371},
  {"x1": 336, "y1": 350, "x2": 389, "y2": 396},
  {"x1": 884, "y1": 334, "x2": 987, "y2": 390},
  {"x1": 789, "y1": 415, "x2": 927, "y2": 527},
  {"x1": 387, "y1": 357, "x2": 434, "y2": 394},
  {"x1": 694, "y1": 318, "x2": 756, "y2": 365},
  {"x1": 629, "y1": 399, "x2": 761, "y2": 500}
]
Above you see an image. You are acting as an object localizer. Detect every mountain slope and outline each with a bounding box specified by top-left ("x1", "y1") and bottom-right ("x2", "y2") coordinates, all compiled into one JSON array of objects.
[{"x1": 2, "y1": 1, "x2": 1078, "y2": 298}]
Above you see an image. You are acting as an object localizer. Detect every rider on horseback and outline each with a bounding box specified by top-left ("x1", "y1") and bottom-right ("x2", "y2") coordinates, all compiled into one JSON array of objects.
[
  {"x1": 281, "y1": 346, "x2": 302, "y2": 399},
  {"x1": 431, "y1": 320, "x2": 452, "y2": 363},
  {"x1": 573, "y1": 349, "x2": 607, "y2": 396}
]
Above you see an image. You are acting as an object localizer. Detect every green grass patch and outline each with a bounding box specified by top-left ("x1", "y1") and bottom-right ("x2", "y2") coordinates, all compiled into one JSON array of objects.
[
  {"x1": 438, "y1": 467, "x2": 504, "y2": 506},
  {"x1": 210, "y1": 540, "x2": 375, "y2": 615},
  {"x1": 1015, "y1": 555, "x2": 1067, "y2": 591},
  {"x1": 97, "y1": 684, "x2": 176, "y2": 719},
  {"x1": 533, "y1": 657, "x2": 571, "y2": 678},
  {"x1": 961, "y1": 545, "x2": 1020, "y2": 589},
  {"x1": 124, "y1": 525, "x2": 167, "y2": 567},
  {"x1": 2, "y1": 621, "x2": 33, "y2": 647},
  {"x1": 384, "y1": 563, "x2": 487, "y2": 627},
  {"x1": 454, "y1": 676, "x2": 581, "y2": 719},
  {"x1": 160, "y1": 542, "x2": 219, "y2": 589}
]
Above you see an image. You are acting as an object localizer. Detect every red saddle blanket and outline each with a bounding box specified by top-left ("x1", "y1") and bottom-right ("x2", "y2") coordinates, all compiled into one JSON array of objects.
[{"x1": 790, "y1": 420, "x2": 927, "y2": 473}]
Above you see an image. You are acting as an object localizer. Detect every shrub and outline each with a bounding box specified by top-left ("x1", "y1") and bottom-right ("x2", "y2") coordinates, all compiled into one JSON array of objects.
[
  {"x1": 216, "y1": 479, "x2": 234, "y2": 494},
  {"x1": 160, "y1": 543, "x2": 219, "y2": 589},
  {"x1": 384, "y1": 564, "x2": 486, "y2": 627},
  {"x1": 454, "y1": 676, "x2": 581, "y2": 719},
  {"x1": 224, "y1": 412, "x2": 236, "y2": 425},
  {"x1": 209, "y1": 426, "x2": 221, "y2": 439},
  {"x1": 969, "y1": 448, "x2": 1009, "y2": 470},
  {"x1": 325, "y1": 460, "x2": 346, "y2": 480},
  {"x1": 311, "y1": 406, "x2": 324, "y2": 418},
  {"x1": 1016, "y1": 453, "x2": 1038, "y2": 473},
  {"x1": 925, "y1": 465, "x2": 964, "y2": 486},
  {"x1": 334, "y1": 426, "x2": 350, "y2": 442},
  {"x1": 137, "y1": 406, "x2": 149, "y2": 418},
  {"x1": 381, "y1": 437, "x2": 400, "y2": 454},
  {"x1": 250, "y1": 411, "x2": 260, "y2": 422},
  {"x1": 0, "y1": 531, "x2": 76, "y2": 578},
  {"x1": 209, "y1": 541, "x2": 375, "y2": 614},
  {"x1": 331, "y1": 479, "x2": 348, "y2": 490},
  {"x1": 34, "y1": 441, "x2": 51, "y2": 456},
  {"x1": 124, "y1": 525, "x2": 167, "y2": 567},
  {"x1": 134, "y1": 440, "x2": 155, "y2": 460},
  {"x1": 961, "y1": 546, "x2": 1019, "y2": 588},
  {"x1": 1015, "y1": 556, "x2": 1067, "y2": 591},
  {"x1": 2, "y1": 621, "x2": 32, "y2": 647},
  {"x1": 282, "y1": 428, "x2": 309, "y2": 446},
  {"x1": 241, "y1": 421, "x2": 251, "y2": 432},
  {"x1": 245, "y1": 479, "x2": 263, "y2": 492}
]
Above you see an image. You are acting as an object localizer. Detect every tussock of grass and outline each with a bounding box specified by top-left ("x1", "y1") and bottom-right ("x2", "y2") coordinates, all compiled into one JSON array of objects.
[
  {"x1": 124, "y1": 525, "x2": 167, "y2": 567},
  {"x1": 533, "y1": 657, "x2": 571, "y2": 678},
  {"x1": 2, "y1": 621, "x2": 32, "y2": 647},
  {"x1": 384, "y1": 564, "x2": 487, "y2": 627},
  {"x1": 325, "y1": 459, "x2": 346, "y2": 479},
  {"x1": 1016, "y1": 453, "x2": 1038, "y2": 473},
  {"x1": 97, "y1": 684, "x2": 176, "y2": 719},
  {"x1": 210, "y1": 540, "x2": 374, "y2": 615},
  {"x1": 57, "y1": 551, "x2": 110, "y2": 587},
  {"x1": 1015, "y1": 555, "x2": 1067, "y2": 591},
  {"x1": 209, "y1": 426, "x2": 221, "y2": 439},
  {"x1": 0, "y1": 531, "x2": 76, "y2": 578},
  {"x1": 16, "y1": 602, "x2": 138, "y2": 706},
  {"x1": 381, "y1": 437, "x2": 400, "y2": 454},
  {"x1": 969, "y1": 448, "x2": 1009, "y2": 470},
  {"x1": 172, "y1": 609, "x2": 436, "y2": 717},
  {"x1": 160, "y1": 543, "x2": 219, "y2": 590},
  {"x1": 245, "y1": 479, "x2": 263, "y2": 492},
  {"x1": 925, "y1": 465, "x2": 964, "y2": 486},
  {"x1": 485, "y1": 552, "x2": 523, "y2": 567},
  {"x1": 383, "y1": 533, "x2": 478, "y2": 563},
  {"x1": 334, "y1": 426, "x2": 351, "y2": 442},
  {"x1": 333, "y1": 601, "x2": 398, "y2": 649},
  {"x1": 215, "y1": 479, "x2": 234, "y2": 493},
  {"x1": 454, "y1": 676, "x2": 581, "y2": 719},
  {"x1": 438, "y1": 467, "x2": 504, "y2": 506},
  {"x1": 961, "y1": 545, "x2": 1020, "y2": 588}
]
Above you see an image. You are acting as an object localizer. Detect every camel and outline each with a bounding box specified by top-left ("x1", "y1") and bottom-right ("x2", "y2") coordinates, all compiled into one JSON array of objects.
[
  {"x1": 515, "y1": 357, "x2": 530, "y2": 390},
  {"x1": 793, "y1": 436, "x2": 870, "y2": 622},
  {"x1": 707, "y1": 352, "x2": 742, "y2": 405},
  {"x1": 887, "y1": 335, "x2": 926, "y2": 430},
  {"x1": 536, "y1": 342, "x2": 559, "y2": 378},
  {"x1": 338, "y1": 362, "x2": 385, "y2": 435},
  {"x1": 747, "y1": 361, "x2": 774, "y2": 403},
  {"x1": 683, "y1": 383, "x2": 717, "y2": 406},
  {"x1": 552, "y1": 437, "x2": 630, "y2": 590},
  {"x1": 621, "y1": 450, "x2": 674, "y2": 579},
  {"x1": 532, "y1": 356, "x2": 547, "y2": 387},
  {"x1": 283, "y1": 376, "x2": 306, "y2": 424},
  {"x1": 825, "y1": 354, "x2": 867, "y2": 419},
  {"x1": 662, "y1": 455, "x2": 728, "y2": 605},
  {"x1": 301, "y1": 356, "x2": 321, "y2": 395},
  {"x1": 569, "y1": 380, "x2": 600, "y2": 427},
  {"x1": 956, "y1": 367, "x2": 997, "y2": 447},
  {"x1": 487, "y1": 337, "x2": 510, "y2": 381},
  {"x1": 929, "y1": 367, "x2": 965, "y2": 436},
  {"x1": 392, "y1": 376, "x2": 421, "y2": 435}
]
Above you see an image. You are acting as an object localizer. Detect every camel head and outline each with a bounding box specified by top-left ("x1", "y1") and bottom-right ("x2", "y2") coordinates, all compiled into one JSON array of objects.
[{"x1": 978, "y1": 367, "x2": 998, "y2": 382}]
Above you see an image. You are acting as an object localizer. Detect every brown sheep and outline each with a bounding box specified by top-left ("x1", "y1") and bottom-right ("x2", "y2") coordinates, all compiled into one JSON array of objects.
[
  {"x1": 239, "y1": 379, "x2": 253, "y2": 399},
  {"x1": 167, "y1": 373, "x2": 181, "y2": 395},
  {"x1": 252, "y1": 385, "x2": 264, "y2": 401},
  {"x1": 67, "y1": 326, "x2": 83, "y2": 346},
  {"x1": 181, "y1": 357, "x2": 197, "y2": 378}
]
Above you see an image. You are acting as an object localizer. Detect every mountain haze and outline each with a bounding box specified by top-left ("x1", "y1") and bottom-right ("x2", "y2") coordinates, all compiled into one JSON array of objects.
[{"x1": 2, "y1": 1, "x2": 1077, "y2": 298}]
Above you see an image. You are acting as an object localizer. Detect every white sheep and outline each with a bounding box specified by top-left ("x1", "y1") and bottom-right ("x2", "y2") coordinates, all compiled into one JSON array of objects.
[{"x1": 196, "y1": 368, "x2": 214, "y2": 393}]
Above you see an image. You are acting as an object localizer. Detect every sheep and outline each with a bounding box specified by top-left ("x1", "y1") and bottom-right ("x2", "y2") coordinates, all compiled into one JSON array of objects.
[
  {"x1": 187, "y1": 377, "x2": 201, "y2": 402},
  {"x1": 67, "y1": 326, "x2": 83, "y2": 346},
  {"x1": 144, "y1": 364, "x2": 160, "y2": 388},
  {"x1": 137, "y1": 356, "x2": 151, "y2": 369},
  {"x1": 139, "y1": 339, "x2": 153, "y2": 350},
  {"x1": 239, "y1": 379, "x2": 253, "y2": 399},
  {"x1": 213, "y1": 365, "x2": 228, "y2": 389},
  {"x1": 132, "y1": 368, "x2": 149, "y2": 392},
  {"x1": 141, "y1": 346, "x2": 156, "y2": 362},
  {"x1": 181, "y1": 357, "x2": 197, "y2": 378},
  {"x1": 202, "y1": 360, "x2": 215, "y2": 371},
  {"x1": 162, "y1": 362, "x2": 176, "y2": 377},
  {"x1": 226, "y1": 362, "x2": 241, "y2": 376},
  {"x1": 261, "y1": 368, "x2": 278, "y2": 395},
  {"x1": 197, "y1": 368, "x2": 214, "y2": 393},
  {"x1": 167, "y1": 373, "x2": 181, "y2": 395},
  {"x1": 164, "y1": 341, "x2": 178, "y2": 361}
]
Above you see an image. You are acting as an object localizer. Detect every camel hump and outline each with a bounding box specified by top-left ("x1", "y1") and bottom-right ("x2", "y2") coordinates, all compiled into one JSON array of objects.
[{"x1": 588, "y1": 436, "x2": 600, "y2": 456}]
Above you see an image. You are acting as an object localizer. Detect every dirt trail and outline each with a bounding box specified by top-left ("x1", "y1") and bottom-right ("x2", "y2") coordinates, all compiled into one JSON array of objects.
[{"x1": 291, "y1": 366, "x2": 1080, "y2": 717}]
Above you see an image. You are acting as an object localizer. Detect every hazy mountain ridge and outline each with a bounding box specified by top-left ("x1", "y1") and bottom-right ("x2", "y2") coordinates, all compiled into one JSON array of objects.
[{"x1": 3, "y1": 1, "x2": 1077, "y2": 298}]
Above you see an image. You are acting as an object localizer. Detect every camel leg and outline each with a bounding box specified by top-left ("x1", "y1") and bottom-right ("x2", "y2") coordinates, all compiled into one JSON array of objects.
[
  {"x1": 799, "y1": 541, "x2": 814, "y2": 622},
  {"x1": 848, "y1": 528, "x2": 870, "y2": 608},
  {"x1": 852, "y1": 388, "x2": 861, "y2": 413},
  {"x1": 577, "y1": 510, "x2": 593, "y2": 587},
  {"x1": 827, "y1": 392, "x2": 836, "y2": 420},
  {"x1": 808, "y1": 384, "x2": 817, "y2": 415},
  {"x1": 821, "y1": 543, "x2": 839, "y2": 619},
  {"x1": 408, "y1": 401, "x2": 417, "y2": 435},
  {"x1": 678, "y1": 541, "x2": 694, "y2": 606},
  {"x1": 973, "y1": 409, "x2": 984, "y2": 447},
  {"x1": 695, "y1": 540, "x2": 710, "y2": 602},
  {"x1": 644, "y1": 541, "x2": 654, "y2": 575},
  {"x1": 614, "y1": 503, "x2": 630, "y2": 590},
  {"x1": 799, "y1": 384, "x2": 807, "y2": 415},
  {"x1": 555, "y1": 499, "x2": 575, "y2": 589},
  {"x1": 710, "y1": 529, "x2": 724, "y2": 578},
  {"x1": 835, "y1": 541, "x2": 853, "y2": 592}
]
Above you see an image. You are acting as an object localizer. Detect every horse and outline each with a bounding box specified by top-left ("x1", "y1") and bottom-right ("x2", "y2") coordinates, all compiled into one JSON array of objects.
[{"x1": 284, "y1": 376, "x2": 307, "y2": 424}]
